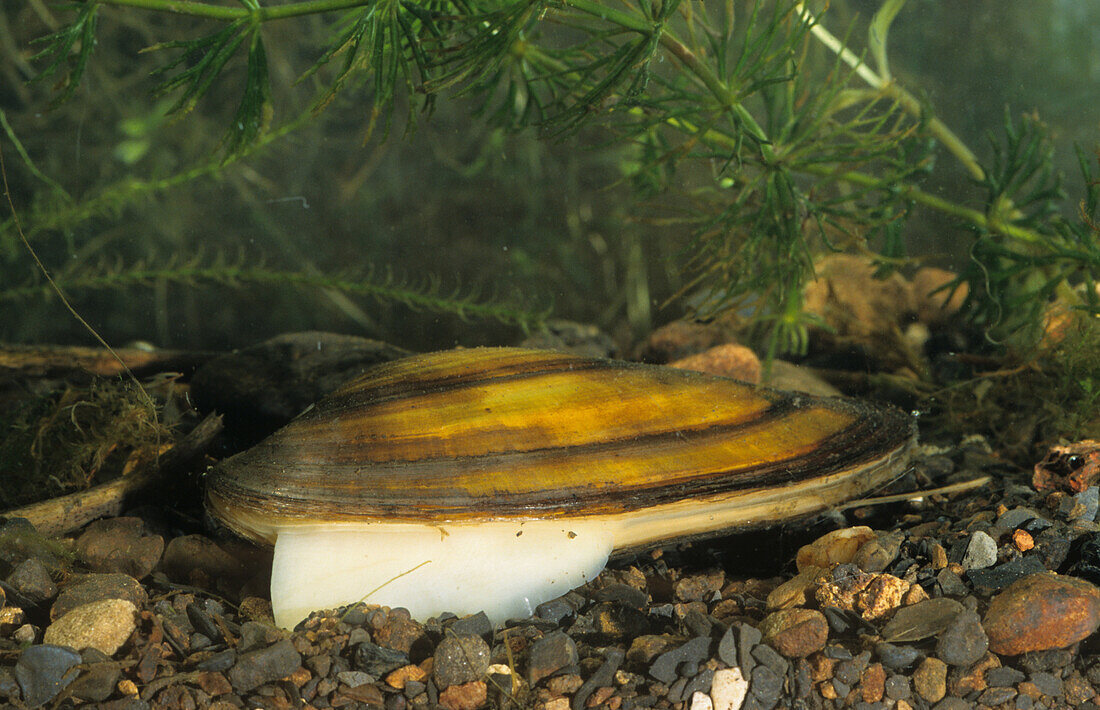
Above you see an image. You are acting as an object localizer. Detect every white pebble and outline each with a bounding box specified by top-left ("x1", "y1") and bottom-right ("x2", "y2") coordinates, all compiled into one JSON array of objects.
[
  {"x1": 710, "y1": 667, "x2": 748, "y2": 710},
  {"x1": 691, "y1": 690, "x2": 714, "y2": 710}
]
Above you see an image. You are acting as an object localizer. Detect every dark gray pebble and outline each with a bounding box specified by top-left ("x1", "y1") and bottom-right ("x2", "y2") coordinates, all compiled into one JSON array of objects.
[
  {"x1": 997, "y1": 507, "x2": 1046, "y2": 530},
  {"x1": 404, "y1": 680, "x2": 426, "y2": 699},
  {"x1": 931, "y1": 698, "x2": 971, "y2": 710},
  {"x1": 936, "y1": 569, "x2": 969, "y2": 597},
  {"x1": 1016, "y1": 694, "x2": 1034, "y2": 709},
  {"x1": 875, "y1": 642, "x2": 920, "y2": 670},
  {"x1": 987, "y1": 666, "x2": 1026, "y2": 687},
  {"x1": 526, "y1": 630, "x2": 578, "y2": 686},
  {"x1": 967, "y1": 556, "x2": 1047, "y2": 591},
  {"x1": 738, "y1": 623, "x2": 762, "y2": 675},
  {"x1": 649, "y1": 636, "x2": 710, "y2": 685},
  {"x1": 978, "y1": 687, "x2": 1018, "y2": 705},
  {"x1": 237, "y1": 620, "x2": 282, "y2": 652},
  {"x1": 7, "y1": 558, "x2": 56, "y2": 604},
  {"x1": 682, "y1": 668, "x2": 714, "y2": 698},
  {"x1": 68, "y1": 658, "x2": 121, "y2": 703},
  {"x1": 433, "y1": 634, "x2": 490, "y2": 689},
  {"x1": 667, "y1": 677, "x2": 688, "y2": 703},
  {"x1": 884, "y1": 674, "x2": 910, "y2": 700},
  {"x1": 186, "y1": 602, "x2": 224, "y2": 645},
  {"x1": 748, "y1": 664, "x2": 783, "y2": 710},
  {"x1": 449, "y1": 611, "x2": 492, "y2": 641},
  {"x1": 823, "y1": 645, "x2": 853, "y2": 661},
  {"x1": 535, "y1": 598, "x2": 576, "y2": 626},
  {"x1": 354, "y1": 640, "x2": 409, "y2": 677},
  {"x1": 342, "y1": 606, "x2": 368, "y2": 626},
  {"x1": 594, "y1": 583, "x2": 648, "y2": 609},
  {"x1": 935, "y1": 608, "x2": 988, "y2": 666},
  {"x1": 14, "y1": 644, "x2": 82, "y2": 708},
  {"x1": 572, "y1": 648, "x2": 624, "y2": 710},
  {"x1": 197, "y1": 649, "x2": 237, "y2": 672},
  {"x1": 682, "y1": 609, "x2": 712, "y2": 637},
  {"x1": 1028, "y1": 671, "x2": 1063, "y2": 697},
  {"x1": 717, "y1": 625, "x2": 738, "y2": 667},
  {"x1": 228, "y1": 638, "x2": 301, "y2": 693},
  {"x1": 751, "y1": 643, "x2": 789, "y2": 679},
  {"x1": 1019, "y1": 648, "x2": 1074, "y2": 673}
]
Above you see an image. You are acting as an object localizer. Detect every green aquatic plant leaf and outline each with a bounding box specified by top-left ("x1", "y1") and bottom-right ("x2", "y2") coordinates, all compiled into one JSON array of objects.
[
  {"x1": 29, "y1": 0, "x2": 100, "y2": 105},
  {"x1": 148, "y1": 18, "x2": 255, "y2": 117},
  {"x1": 223, "y1": 28, "x2": 273, "y2": 156}
]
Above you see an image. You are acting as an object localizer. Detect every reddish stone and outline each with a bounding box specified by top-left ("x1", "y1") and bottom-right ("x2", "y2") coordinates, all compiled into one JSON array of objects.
[
  {"x1": 859, "y1": 663, "x2": 885, "y2": 703},
  {"x1": 759, "y1": 608, "x2": 828, "y2": 658},
  {"x1": 983, "y1": 573, "x2": 1100, "y2": 655},
  {"x1": 439, "y1": 681, "x2": 488, "y2": 710},
  {"x1": 669, "y1": 344, "x2": 761, "y2": 384}
]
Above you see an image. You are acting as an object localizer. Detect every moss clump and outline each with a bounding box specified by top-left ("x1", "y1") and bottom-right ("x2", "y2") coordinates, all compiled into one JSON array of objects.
[{"x1": 0, "y1": 379, "x2": 170, "y2": 510}]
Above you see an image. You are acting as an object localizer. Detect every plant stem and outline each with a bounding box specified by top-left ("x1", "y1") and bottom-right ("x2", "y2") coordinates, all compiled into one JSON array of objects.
[{"x1": 97, "y1": 0, "x2": 370, "y2": 22}]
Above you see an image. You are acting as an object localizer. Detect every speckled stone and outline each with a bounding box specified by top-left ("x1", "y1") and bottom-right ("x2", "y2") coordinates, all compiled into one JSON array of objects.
[{"x1": 43, "y1": 599, "x2": 137, "y2": 656}]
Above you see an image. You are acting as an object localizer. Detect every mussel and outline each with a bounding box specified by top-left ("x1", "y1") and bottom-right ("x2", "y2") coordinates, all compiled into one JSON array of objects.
[{"x1": 206, "y1": 347, "x2": 915, "y2": 628}]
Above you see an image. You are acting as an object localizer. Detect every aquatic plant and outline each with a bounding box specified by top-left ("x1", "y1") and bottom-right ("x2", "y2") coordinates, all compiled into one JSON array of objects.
[{"x1": 4, "y1": 0, "x2": 1099, "y2": 351}]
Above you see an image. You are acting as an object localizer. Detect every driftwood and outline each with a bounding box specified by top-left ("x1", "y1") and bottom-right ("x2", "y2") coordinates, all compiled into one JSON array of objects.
[
  {"x1": 2, "y1": 414, "x2": 223, "y2": 536},
  {"x1": 0, "y1": 343, "x2": 215, "y2": 379}
]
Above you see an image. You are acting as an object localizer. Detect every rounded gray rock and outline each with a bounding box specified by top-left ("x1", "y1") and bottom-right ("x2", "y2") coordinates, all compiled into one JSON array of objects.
[{"x1": 433, "y1": 633, "x2": 490, "y2": 689}]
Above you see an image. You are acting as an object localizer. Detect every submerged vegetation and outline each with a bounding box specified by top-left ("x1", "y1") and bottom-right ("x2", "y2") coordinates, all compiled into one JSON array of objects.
[{"x1": 0, "y1": 0, "x2": 1097, "y2": 354}]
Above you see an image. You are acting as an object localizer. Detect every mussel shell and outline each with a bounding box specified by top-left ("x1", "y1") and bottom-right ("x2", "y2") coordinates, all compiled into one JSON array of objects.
[{"x1": 206, "y1": 347, "x2": 915, "y2": 543}]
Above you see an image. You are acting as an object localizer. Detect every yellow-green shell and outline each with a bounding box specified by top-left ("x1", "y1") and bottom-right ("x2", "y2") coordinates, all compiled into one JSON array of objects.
[{"x1": 206, "y1": 347, "x2": 915, "y2": 543}]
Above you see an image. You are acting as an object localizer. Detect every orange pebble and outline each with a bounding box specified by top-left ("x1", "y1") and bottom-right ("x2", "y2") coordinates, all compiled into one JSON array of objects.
[{"x1": 1012, "y1": 529, "x2": 1035, "y2": 552}]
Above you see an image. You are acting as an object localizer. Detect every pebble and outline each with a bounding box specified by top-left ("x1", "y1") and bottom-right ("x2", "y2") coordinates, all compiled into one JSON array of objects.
[
  {"x1": 439, "y1": 680, "x2": 488, "y2": 710},
  {"x1": 958, "y1": 531, "x2": 997, "y2": 570},
  {"x1": 747, "y1": 664, "x2": 783, "y2": 709},
  {"x1": 43, "y1": 598, "x2": 137, "y2": 656},
  {"x1": 759, "y1": 608, "x2": 828, "y2": 658},
  {"x1": 571, "y1": 648, "x2": 623, "y2": 710},
  {"x1": 14, "y1": 644, "x2": 82, "y2": 708},
  {"x1": 673, "y1": 571, "x2": 725, "y2": 603},
  {"x1": 67, "y1": 649, "x2": 121, "y2": 702},
  {"x1": 670, "y1": 344, "x2": 762, "y2": 383},
  {"x1": 50, "y1": 573, "x2": 147, "y2": 622},
  {"x1": 710, "y1": 668, "x2": 748, "y2": 710},
  {"x1": 881, "y1": 598, "x2": 963, "y2": 642},
  {"x1": 874, "y1": 642, "x2": 920, "y2": 670},
  {"x1": 527, "y1": 630, "x2": 578, "y2": 686},
  {"x1": 912, "y1": 657, "x2": 947, "y2": 703},
  {"x1": 354, "y1": 640, "x2": 410, "y2": 676},
  {"x1": 74, "y1": 517, "x2": 164, "y2": 580},
  {"x1": 691, "y1": 690, "x2": 714, "y2": 710},
  {"x1": 159, "y1": 534, "x2": 246, "y2": 591},
  {"x1": 983, "y1": 572, "x2": 1100, "y2": 655},
  {"x1": 852, "y1": 531, "x2": 904, "y2": 573},
  {"x1": 934, "y1": 608, "x2": 988, "y2": 667},
  {"x1": 433, "y1": 634, "x2": 490, "y2": 689},
  {"x1": 815, "y1": 567, "x2": 909, "y2": 621},
  {"x1": 796, "y1": 527, "x2": 876, "y2": 571},
  {"x1": 449, "y1": 611, "x2": 492, "y2": 641},
  {"x1": 966, "y1": 556, "x2": 1048, "y2": 592},
  {"x1": 6, "y1": 558, "x2": 57, "y2": 604},
  {"x1": 649, "y1": 636, "x2": 711, "y2": 685},
  {"x1": 227, "y1": 638, "x2": 302, "y2": 693}
]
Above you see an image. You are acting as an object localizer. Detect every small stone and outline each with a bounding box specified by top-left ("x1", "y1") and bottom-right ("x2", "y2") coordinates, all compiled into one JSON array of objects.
[
  {"x1": 1028, "y1": 671, "x2": 1063, "y2": 697},
  {"x1": 387, "y1": 664, "x2": 429, "y2": 690},
  {"x1": 227, "y1": 638, "x2": 302, "y2": 693},
  {"x1": 14, "y1": 644, "x2": 82, "y2": 708},
  {"x1": 673, "y1": 570, "x2": 725, "y2": 603},
  {"x1": 986, "y1": 666, "x2": 1026, "y2": 686},
  {"x1": 626, "y1": 634, "x2": 675, "y2": 666},
  {"x1": 912, "y1": 657, "x2": 947, "y2": 703},
  {"x1": 528, "y1": 630, "x2": 578, "y2": 686},
  {"x1": 434, "y1": 634, "x2": 490, "y2": 689},
  {"x1": 860, "y1": 663, "x2": 886, "y2": 703},
  {"x1": 935, "y1": 609, "x2": 988, "y2": 667},
  {"x1": 983, "y1": 573, "x2": 1100, "y2": 655},
  {"x1": 691, "y1": 690, "x2": 714, "y2": 710},
  {"x1": 7, "y1": 558, "x2": 57, "y2": 604},
  {"x1": 160, "y1": 534, "x2": 246, "y2": 591},
  {"x1": 354, "y1": 641, "x2": 410, "y2": 677},
  {"x1": 759, "y1": 609, "x2": 828, "y2": 658},
  {"x1": 50, "y1": 573, "x2": 147, "y2": 622},
  {"x1": 960, "y1": 531, "x2": 998, "y2": 570},
  {"x1": 978, "y1": 687, "x2": 1018, "y2": 705},
  {"x1": 796, "y1": 527, "x2": 876, "y2": 571},
  {"x1": 648, "y1": 636, "x2": 711, "y2": 685},
  {"x1": 709, "y1": 667, "x2": 749, "y2": 710},
  {"x1": 967, "y1": 556, "x2": 1048, "y2": 592},
  {"x1": 376, "y1": 610, "x2": 428, "y2": 655},
  {"x1": 43, "y1": 599, "x2": 137, "y2": 656},
  {"x1": 572, "y1": 648, "x2": 623, "y2": 710},
  {"x1": 874, "y1": 642, "x2": 920, "y2": 670},
  {"x1": 765, "y1": 567, "x2": 821, "y2": 610},
  {"x1": 936, "y1": 569, "x2": 969, "y2": 597},
  {"x1": 670, "y1": 344, "x2": 762, "y2": 384},
  {"x1": 337, "y1": 670, "x2": 374, "y2": 687},
  {"x1": 74, "y1": 517, "x2": 164, "y2": 580},
  {"x1": 717, "y1": 625, "x2": 738, "y2": 667},
  {"x1": 881, "y1": 598, "x2": 964, "y2": 643},
  {"x1": 815, "y1": 569, "x2": 909, "y2": 621},
  {"x1": 853, "y1": 532, "x2": 904, "y2": 573},
  {"x1": 1013, "y1": 530, "x2": 1035, "y2": 552},
  {"x1": 748, "y1": 665, "x2": 783, "y2": 709},
  {"x1": 1063, "y1": 671, "x2": 1097, "y2": 704},
  {"x1": 884, "y1": 674, "x2": 911, "y2": 701},
  {"x1": 948, "y1": 651, "x2": 998, "y2": 696},
  {"x1": 535, "y1": 598, "x2": 576, "y2": 625},
  {"x1": 737, "y1": 623, "x2": 761, "y2": 676},
  {"x1": 450, "y1": 612, "x2": 492, "y2": 641},
  {"x1": 68, "y1": 655, "x2": 122, "y2": 702}
]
